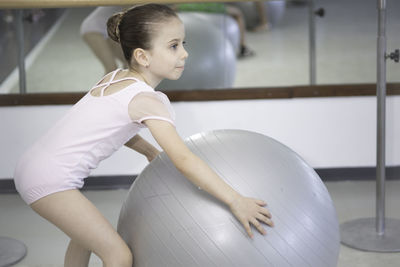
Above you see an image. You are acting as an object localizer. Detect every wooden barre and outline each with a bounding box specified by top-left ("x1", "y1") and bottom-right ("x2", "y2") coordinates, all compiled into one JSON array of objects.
[
  {"x1": 0, "y1": 0, "x2": 254, "y2": 9},
  {"x1": 2, "y1": 83, "x2": 400, "y2": 106}
]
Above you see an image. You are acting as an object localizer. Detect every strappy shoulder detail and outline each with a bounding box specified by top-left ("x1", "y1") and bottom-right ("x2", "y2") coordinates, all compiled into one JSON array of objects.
[{"x1": 90, "y1": 69, "x2": 142, "y2": 97}]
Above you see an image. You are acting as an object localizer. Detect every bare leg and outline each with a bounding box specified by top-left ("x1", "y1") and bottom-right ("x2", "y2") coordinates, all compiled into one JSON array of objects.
[
  {"x1": 226, "y1": 5, "x2": 246, "y2": 48},
  {"x1": 226, "y1": 5, "x2": 255, "y2": 58},
  {"x1": 107, "y1": 39, "x2": 128, "y2": 69},
  {"x1": 253, "y1": 1, "x2": 270, "y2": 32},
  {"x1": 31, "y1": 189, "x2": 132, "y2": 267},
  {"x1": 65, "y1": 239, "x2": 91, "y2": 267},
  {"x1": 82, "y1": 32, "x2": 119, "y2": 74}
]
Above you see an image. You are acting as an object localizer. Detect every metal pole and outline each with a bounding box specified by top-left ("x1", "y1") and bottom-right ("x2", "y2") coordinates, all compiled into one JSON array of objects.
[
  {"x1": 340, "y1": 0, "x2": 400, "y2": 252},
  {"x1": 308, "y1": 0, "x2": 316, "y2": 85},
  {"x1": 376, "y1": 0, "x2": 386, "y2": 236},
  {"x1": 15, "y1": 9, "x2": 26, "y2": 94}
]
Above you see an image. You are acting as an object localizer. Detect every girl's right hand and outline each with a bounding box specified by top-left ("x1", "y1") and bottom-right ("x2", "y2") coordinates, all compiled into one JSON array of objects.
[{"x1": 229, "y1": 195, "x2": 274, "y2": 238}]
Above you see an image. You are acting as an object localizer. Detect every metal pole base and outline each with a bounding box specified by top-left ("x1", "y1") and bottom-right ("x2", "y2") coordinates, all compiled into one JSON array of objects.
[
  {"x1": 340, "y1": 218, "x2": 400, "y2": 252},
  {"x1": 0, "y1": 236, "x2": 27, "y2": 266}
]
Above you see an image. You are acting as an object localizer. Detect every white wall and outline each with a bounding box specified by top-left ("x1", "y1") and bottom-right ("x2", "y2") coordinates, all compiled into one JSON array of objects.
[{"x1": 1, "y1": 96, "x2": 399, "y2": 179}]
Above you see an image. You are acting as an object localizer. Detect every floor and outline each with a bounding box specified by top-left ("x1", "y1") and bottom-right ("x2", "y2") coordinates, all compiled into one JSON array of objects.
[
  {"x1": 1, "y1": 0, "x2": 399, "y2": 94},
  {"x1": 1, "y1": 180, "x2": 400, "y2": 266}
]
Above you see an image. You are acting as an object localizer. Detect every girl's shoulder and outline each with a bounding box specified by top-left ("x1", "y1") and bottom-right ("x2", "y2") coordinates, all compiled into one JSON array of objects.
[
  {"x1": 128, "y1": 90, "x2": 176, "y2": 126},
  {"x1": 89, "y1": 69, "x2": 146, "y2": 97}
]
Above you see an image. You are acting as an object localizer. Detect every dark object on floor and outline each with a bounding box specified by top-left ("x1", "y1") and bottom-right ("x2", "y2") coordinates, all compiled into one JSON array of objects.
[{"x1": 238, "y1": 45, "x2": 255, "y2": 58}]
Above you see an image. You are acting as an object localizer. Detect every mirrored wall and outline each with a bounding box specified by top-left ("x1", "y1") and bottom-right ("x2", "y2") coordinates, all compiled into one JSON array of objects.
[{"x1": 1, "y1": 0, "x2": 399, "y2": 96}]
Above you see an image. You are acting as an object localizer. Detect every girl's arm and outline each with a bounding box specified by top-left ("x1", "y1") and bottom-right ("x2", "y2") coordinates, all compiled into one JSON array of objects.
[
  {"x1": 145, "y1": 119, "x2": 274, "y2": 238},
  {"x1": 124, "y1": 134, "x2": 160, "y2": 162}
]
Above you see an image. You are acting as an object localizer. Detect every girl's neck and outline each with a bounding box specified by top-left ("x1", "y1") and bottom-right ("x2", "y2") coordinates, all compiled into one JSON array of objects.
[{"x1": 126, "y1": 68, "x2": 161, "y2": 89}]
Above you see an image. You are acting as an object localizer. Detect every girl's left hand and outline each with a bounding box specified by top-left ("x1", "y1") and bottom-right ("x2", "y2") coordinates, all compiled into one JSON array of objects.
[{"x1": 229, "y1": 196, "x2": 274, "y2": 238}]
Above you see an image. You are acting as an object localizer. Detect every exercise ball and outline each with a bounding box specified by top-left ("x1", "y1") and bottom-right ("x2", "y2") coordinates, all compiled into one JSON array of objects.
[
  {"x1": 118, "y1": 129, "x2": 340, "y2": 267},
  {"x1": 157, "y1": 13, "x2": 236, "y2": 90},
  {"x1": 191, "y1": 13, "x2": 240, "y2": 54},
  {"x1": 232, "y1": 1, "x2": 286, "y2": 29}
]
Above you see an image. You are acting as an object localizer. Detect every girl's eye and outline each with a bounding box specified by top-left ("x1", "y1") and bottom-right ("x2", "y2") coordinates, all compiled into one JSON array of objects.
[{"x1": 171, "y1": 41, "x2": 186, "y2": 50}]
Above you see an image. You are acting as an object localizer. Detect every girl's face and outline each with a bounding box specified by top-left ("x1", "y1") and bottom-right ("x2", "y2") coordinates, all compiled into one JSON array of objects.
[{"x1": 146, "y1": 17, "x2": 188, "y2": 83}]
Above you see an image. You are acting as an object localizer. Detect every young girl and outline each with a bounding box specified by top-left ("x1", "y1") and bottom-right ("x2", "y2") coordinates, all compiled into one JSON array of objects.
[{"x1": 14, "y1": 4, "x2": 273, "y2": 267}]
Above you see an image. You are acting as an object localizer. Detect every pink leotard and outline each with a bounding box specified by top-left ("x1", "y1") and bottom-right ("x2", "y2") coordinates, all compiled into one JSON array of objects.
[{"x1": 14, "y1": 69, "x2": 175, "y2": 205}]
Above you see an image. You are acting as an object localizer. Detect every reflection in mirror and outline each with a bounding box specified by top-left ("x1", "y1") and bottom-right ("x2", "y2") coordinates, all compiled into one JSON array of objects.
[
  {"x1": 1, "y1": 0, "x2": 399, "y2": 95},
  {"x1": 0, "y1": 8, "x2": 65, "y2": 93}
]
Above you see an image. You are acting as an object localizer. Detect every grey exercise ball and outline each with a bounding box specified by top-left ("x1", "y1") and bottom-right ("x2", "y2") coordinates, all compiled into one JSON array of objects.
[
  {"x1": 118, "y1": 129, "x2": 340, "y2": 267},
  {"x1": 232, "y1": 1, "x2": 286, "y2": 29},
  {"x1": 192, "y1": 13, "x2": 240, "y2": 54},
  {"x1": 157, "y1": 13, "x2": 236, "y2": 90}
]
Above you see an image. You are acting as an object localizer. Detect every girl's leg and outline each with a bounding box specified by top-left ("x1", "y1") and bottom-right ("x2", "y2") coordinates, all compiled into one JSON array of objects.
[
  {"x1": 226, "y1": 5, "x2": 255, "y2": 58},
  {"x1": 82, "y1": 32, "x2": 118, "y2": 74},
  {"x1": 64, "y1": 239, "x2": 91, "y2": 267},
  {"x1": 107, "y1": 38, "x2": 128, "y2": 69},
  {"x1": 226, "y1": 6, "x2": 246, "y2": 48},
  {"x1": 30, "y1": 189, "x2": 132, "y2": 267},
  {"x1": 253, "y1": 1, "x2": 270, "y2": 31}
]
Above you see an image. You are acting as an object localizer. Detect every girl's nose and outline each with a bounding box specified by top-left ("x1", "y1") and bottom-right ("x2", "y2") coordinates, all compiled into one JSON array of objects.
[{"x1": 182, "y1": 47, "x2": 189, "y2": 59}]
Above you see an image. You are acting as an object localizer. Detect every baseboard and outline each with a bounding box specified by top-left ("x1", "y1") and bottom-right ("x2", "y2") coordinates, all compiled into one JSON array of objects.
[
  {"x1": 0, "y1": 175, "x2": 137, "y2": 194},
  {"x1": 315, "y1": 166, "x2": 400, "y2": 181},
  {"x1": 1, "y1": 166, "x2": 399, "y2": 194}
]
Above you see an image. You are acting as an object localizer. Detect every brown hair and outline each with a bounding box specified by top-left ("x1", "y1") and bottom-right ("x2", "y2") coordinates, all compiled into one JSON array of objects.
[{"x1": 107, "y1": 4, "x2": 178, "y2": 66}]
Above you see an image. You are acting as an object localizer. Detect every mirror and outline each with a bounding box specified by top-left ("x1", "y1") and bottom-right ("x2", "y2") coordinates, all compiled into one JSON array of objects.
[{"x1": 1, "y1": 0, "x2": 399, "y2": 96}]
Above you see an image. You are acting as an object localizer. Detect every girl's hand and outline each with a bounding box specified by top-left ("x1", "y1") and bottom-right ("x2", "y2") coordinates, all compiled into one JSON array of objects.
[
  {"x1": 145, "y1": 120, "x2": 273, "y2": 237},
  {"x1": 229, "y1": 196, "x2": 274, "y2": 238}
]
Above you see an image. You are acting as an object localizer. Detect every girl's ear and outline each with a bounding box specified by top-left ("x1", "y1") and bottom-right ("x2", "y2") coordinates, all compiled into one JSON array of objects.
[{"x1": 132, "y1": 48, "x2": 150, "y2": 68}]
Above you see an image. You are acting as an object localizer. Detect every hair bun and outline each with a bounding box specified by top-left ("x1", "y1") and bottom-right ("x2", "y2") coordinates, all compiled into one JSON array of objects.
[{"x1": 107, "y1": 12, "x2": 124, "y2": 43}]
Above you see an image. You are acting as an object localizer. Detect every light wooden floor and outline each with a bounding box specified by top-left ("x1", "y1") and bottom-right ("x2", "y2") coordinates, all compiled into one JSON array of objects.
[{"x1": 1, "y1": 180, "x2": 400, "y2": 266}]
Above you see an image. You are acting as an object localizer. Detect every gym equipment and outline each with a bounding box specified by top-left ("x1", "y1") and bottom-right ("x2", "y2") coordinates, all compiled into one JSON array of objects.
[
  {"x1": 158, "y1": 13, "x2": 236, "y2": 90},
  {"x1": 118, "y1": 129, "x2": 340, "y2": 267}
]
